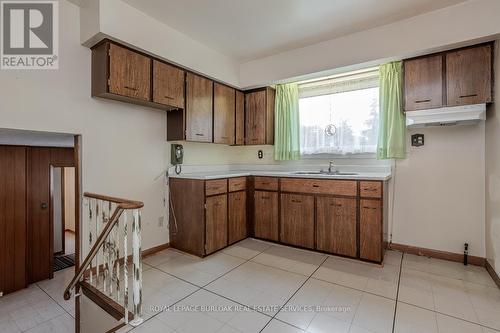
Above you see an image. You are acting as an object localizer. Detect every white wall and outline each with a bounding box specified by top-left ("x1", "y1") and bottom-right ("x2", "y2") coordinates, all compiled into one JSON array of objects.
[
  {"x1": 393, "y1": 125, "x2": 485, "y2": 257},
  {"x1": 239, "y1": 0, "x2": 500, "y2": 88},
  {"x1": 486, "y1": 41, "x2": 500, "y2": 275},
  {"x1": 0, "y1": 0, "x2": 168, "y2": 251}
]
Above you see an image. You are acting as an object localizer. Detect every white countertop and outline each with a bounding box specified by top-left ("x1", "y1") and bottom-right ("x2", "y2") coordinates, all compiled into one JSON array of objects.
[{"x1": 169, "y1": 170, "x2": 391, "y2": 181}]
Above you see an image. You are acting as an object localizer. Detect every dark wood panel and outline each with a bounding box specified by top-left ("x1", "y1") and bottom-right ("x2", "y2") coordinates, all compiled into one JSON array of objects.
[
  {"x1": 228, "y1": 177, "x2": 246, "y2": 192},
  {"x1": 446, "y1": 44, "x2": 492, "y2": 106},
  {"x1": 235, "y1": 91, "x2": 245, "y2": 145},
  {"x1": 0, "y1": 146, "x2": 27, "y2": 295},
  {"x1": 214, "y1": 83, "x2": 235, "y2": 144},
  {"x1": 254, "y1": 190, "x2": 278, "y2": 241},
  {"x1": 280, "y1": 193, "x2": 314, "y2": 249},
  {"x1": 205, "y1": 179, "x2": 228, "y2": 196},
  {"x1": 245, "y1": 90, "x2": 266, "y2": 145},
  {"x1": 280, "y1": 178, "x2": 357, "y2": 196},
  {"x1": 108, "y1": 43, "x2": 151, "y2": 101},
  {"x1": 404, "y1": 55, "x2": 443, "y2": 111},
  {"x1": 228, "y1": 191, "x2": 247, "y2": 244},
  {"x1": 316, "y1": 197, "x2": 356, "y2": 257},
  {"x1": 205, "y1": 194, "x2": 228, "y2": 254},
  {"x1": 360, "y1": 199, "x2": 382, "y2": 262},
  {"x1": 169, "y1": 178, "x2": 205, "y2": 256},
  {"x1": 266, "y1": 88, "x2": 275, "y2": 145},
  {"x1": 254, "y1": 176, "x2": 279, "y2": 191},
  {"x1": 359, "y1": 181, "x2": 382, "y2": 198},
  {"x1": 153, "y1": 60, "x2": 185, "y2": 108},
  {"x1": 186, "y1": 73, "x2": 213, "y2": 142}
]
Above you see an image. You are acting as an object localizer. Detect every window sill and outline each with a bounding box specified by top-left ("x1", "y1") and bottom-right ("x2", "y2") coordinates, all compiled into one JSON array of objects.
[{"x1": 300, "y1": 153, "x2": 377, "y2": 159}]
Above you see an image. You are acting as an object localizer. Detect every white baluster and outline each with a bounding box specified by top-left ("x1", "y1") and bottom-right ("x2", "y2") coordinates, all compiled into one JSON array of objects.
[
  {"x1": 88, "y1": 198, "x2": 93, "y2": 284},
  {"x1": 96, "y1": 200, "x2": 101, "y2": 286},
  {"x1": 130, "y1": 209, "x2": 143, "y2": 326},
  {"x1": 123, "y1": 211, "x2": 129, "y2": 324}
]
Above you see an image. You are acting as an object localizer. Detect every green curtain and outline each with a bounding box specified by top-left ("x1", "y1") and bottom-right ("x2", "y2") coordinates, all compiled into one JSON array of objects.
[
  {"x1": 274, "y1": 83, "x2": 300, "y2": 160},
  {"x1": 377, "y1": 61, "x2": 406, "y2": 159}
]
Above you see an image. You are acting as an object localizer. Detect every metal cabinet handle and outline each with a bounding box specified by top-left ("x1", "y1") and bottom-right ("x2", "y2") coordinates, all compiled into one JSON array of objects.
[
  {"x1": 414, "y1": 99, "x2": 431, "y2": 103},
  {"x1": 164, "y1": 95, "x2": 174, "y2": 99},
  {"x1": 195, "y1": 133, "x2": 204, "y2": 136},
  {"x1": 459, "y1": 94, "x2": 478, "y2": 98},
  {"x1": 124, "y1": 85, "x2": 137, "y2": 91},
  {"x1": 312, "y1": 184, "x2": 320, "y2": 188},
  {"x1": 291, "y1": 199, "x2": 302, "y2": 203},
  {"x1": 363, "y1": 206, "x2": 378, "y2": 210}
]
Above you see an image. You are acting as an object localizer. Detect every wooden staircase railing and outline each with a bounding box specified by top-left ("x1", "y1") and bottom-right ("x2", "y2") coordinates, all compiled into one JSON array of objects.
[{"x1": 64, "y1": 192, "x2": 144, "y2": 326}]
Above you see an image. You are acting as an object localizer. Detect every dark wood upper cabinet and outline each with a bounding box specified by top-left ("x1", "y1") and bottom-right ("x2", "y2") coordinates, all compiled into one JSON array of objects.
[
  {"x1": 214, "y1": 83, "x2": 235, "y2": 144},
  {"x1": 235, "y1": 91, "x2": 245, "y2": 145},
  {"x1": 245, "y1": 88, "x2": 275, "y2": 145},
  {"x1": 228, "y1": 191, "x2": 247, "y2": 244},
  {"x1": 153, "y1": 60, "x2": 185, "y2": 109},
  {"x1": 446, "y1": 45, "x2": 492, "y2": 106},
  {"x1": 108, "y1": 43, "x2": 151, "y2": 101},
  {"x1": 404, "y1": 55, "x2": 443, "y2": 111},
  {"x1": 360, "y1": 199, "x2": 382, "y2": 262},
  {"x1": 186, "y1": 73, "x2": 213, "y2": 142},
  {"x1": 280, "y1": 193, "x2": 314, "y2": 249},
  {"x1": 316, "y1": 197, "x2": 357, "y2": 257},
  {"x1": 254, "y1": 190, "x2": 279, "y2": 241},
  {"x1": 205, "y1": 194, "x2": 228, "y2": 255},
  {"x1": 404, "y1": 43, "x2": 493, "y2": 111}
]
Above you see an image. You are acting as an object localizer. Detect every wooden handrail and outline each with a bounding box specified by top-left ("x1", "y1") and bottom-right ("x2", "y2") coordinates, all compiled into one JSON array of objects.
[{"x1": 63, "y1": 193, "x2": 144, "y2": 300}]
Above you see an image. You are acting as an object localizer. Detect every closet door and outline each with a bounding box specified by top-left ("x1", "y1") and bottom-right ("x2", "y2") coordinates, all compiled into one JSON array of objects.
[{"x1": 0, "y1": 146, "x2": 27, "y2": 295}]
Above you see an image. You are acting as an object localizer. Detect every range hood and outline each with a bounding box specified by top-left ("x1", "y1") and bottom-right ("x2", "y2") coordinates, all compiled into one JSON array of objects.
[{"x1": 406, "y1": 104, "x2": 486, "y2": 128}]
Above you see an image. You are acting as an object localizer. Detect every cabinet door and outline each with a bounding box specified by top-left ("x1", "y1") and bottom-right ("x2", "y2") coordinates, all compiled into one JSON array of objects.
[
  {"x1": 316, "y1": 197, "x2": 357, "y2": 257},
  {"x1": 108, "y1": 44, "x2": 151, "y2": 101},
  {"x1": 360, "y1": 199, "x2": 382, "y2": 262},
  {"x1": 280, "y1": 193, "x2": 314, "y2": 249},
  {"x1": 254, "y1": 191, "x2": 278, "y2": 241},
  {"x1": 245, "y1": 90, "x2": 266, "y2": 145},
  {"x1": 228, "y1": 191, "x2": 247, "y2": 244},
  {"x1": 186, "y1": 73, "x2": 213, "y2": 142},
  {"x1": 153, "y1": 60, "x2": 185, "y2": 108},
  {"x1": 235, "y1": 91, "x2": 245, "y2": 145},
  {"x1": 205, "y1": 194, "x2": 227, "y2": 255},
  {"x1": 446, "y1": 45, "x2": 492, "y2": 106},
  {"x1": 214, "y1": 83, "x2": 235, "y2": 144},
  {"x1": 404, "y1": 55, "x2": 443, "y2": 111}
]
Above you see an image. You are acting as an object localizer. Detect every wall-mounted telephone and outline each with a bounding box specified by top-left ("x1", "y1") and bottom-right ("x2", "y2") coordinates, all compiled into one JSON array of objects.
[{"x1": 171, "y1": 144, "x2": 183, "y2": 174}]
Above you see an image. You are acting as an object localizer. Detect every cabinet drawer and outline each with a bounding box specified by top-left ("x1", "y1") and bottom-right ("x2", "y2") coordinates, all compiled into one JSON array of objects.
[
  {"x1": 205, "y1": 179, "x2": 227, "y2": 196},
  {"x1": 280, "y1": 178, "x2": 357, "y2": 196},
  {"x1": 360, "y1": 181, "x2": 382, "y2": 198},
  {"x1": 228, "y1": 177, "x2": 246, "y2": 192},
  {"x1": 254, "y1": 177, "x2": 278, "y2": 191}
]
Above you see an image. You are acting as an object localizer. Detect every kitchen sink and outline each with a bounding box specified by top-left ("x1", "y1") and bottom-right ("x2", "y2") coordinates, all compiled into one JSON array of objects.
[{"x1": 292, "y1": 171, "x2": 358, "y2": 176}]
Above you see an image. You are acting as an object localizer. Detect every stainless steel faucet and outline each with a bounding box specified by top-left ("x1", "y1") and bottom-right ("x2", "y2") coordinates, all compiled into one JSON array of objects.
[{"x1": 328, "y1": 160, "x2": 335, "y2": 174}]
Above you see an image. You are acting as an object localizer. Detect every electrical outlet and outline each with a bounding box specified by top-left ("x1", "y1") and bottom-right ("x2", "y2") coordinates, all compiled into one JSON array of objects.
[
  {"x1": 158, "y1": 216, "x2": 164, "y2": 227},
  {"x1": 0, "y1": 291, "x2": 3, "y2": 297}
]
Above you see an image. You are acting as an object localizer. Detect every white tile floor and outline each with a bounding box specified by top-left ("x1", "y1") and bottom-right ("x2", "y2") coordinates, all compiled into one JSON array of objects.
[{"x1": 2, "y1": 238, "x2": 500, "y2": 333}]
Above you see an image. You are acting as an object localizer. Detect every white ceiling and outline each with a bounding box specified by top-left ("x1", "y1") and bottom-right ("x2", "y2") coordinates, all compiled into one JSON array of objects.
[{"x1": 122, "y1": 0, "x2": 467, "y2": 62}]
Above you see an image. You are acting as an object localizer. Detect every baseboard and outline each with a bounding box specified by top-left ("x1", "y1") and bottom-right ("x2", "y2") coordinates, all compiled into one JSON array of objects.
[
  {"x1": 485, "y1": 259, "x2": 500, "y2": 289},
  {"x1": 388, "y1": 242, "x2": 486, "y2": 267},
  {"x1": 142, "y1": 242, "x2": 170, "y2": 258}
]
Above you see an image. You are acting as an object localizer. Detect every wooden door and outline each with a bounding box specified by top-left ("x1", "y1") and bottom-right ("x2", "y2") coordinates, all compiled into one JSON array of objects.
[
  {"x1": 228, "y1": 191, "x2": 246, "y2": 244},
  {"x1": 360, "y1": 199, "x2": 382, "y2": 262},
  {"x1": 214, "y1": 83, "x2": 235, "y2": 144},
  {"x1": 245, "y1": 90, "x2": 266, "y2": 145},
  {"x1": 265, "y1": 88, "x2": 275, "y2": 145},
  {"x1": 446, "y1": 45, "x2": 492, "y2": 106},
  {"x1": 235, "y1": 91, "x2": 245, "y2": 145},
  {"x1": 152, "y1": 60, "x2": 185, "y2": 108},
  {"x1": 316, "y1": 197, "x2": 357, "y2": 257},
  {"x1": 404, "y1": 55, "x2": 443, "y2": 111},
  {"x1": 280, "y1": 193, "x2": 314, "y2": 248},
  {"x1": 205, "y1": 194, "x2": 227, "y2": 254},
  {"x1": 254, "y1": 191, "x2": 278, "y2": 241},
  {"x1": 0, "y1": 146, "x2": 27, "y2": 295},
  {"x1": 186, "y1": 73, "x2": 213, "y2": 142},
  {"x1": 108, "y1": 44, "x2": 151, "y2": 101}
]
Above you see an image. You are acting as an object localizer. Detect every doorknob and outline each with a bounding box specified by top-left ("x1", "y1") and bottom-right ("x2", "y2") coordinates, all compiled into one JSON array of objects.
[{"x1": 41, "y1": 203, "x2": 48, "y2": 209}]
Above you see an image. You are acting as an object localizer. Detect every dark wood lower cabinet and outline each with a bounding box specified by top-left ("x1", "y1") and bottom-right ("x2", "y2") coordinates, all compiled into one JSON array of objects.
[
  {"x1": 254, "y1": 191, "x2": 279, "y2": 241},
  {"x1": 228, "y1": 191, "x2": 246, "y2": 244},
  {"x1": 360, "y1": 199, "x2": 383, "y2": 262},
  {"x1": 316, "y1": 197, "x2": 357, "y2": 257},
  {"x1": 280, "y1": 193, "x2": 314, "y2": 249},
  {"x1": 205, "y1": 194, "x2": 228, "y2": 255}
]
